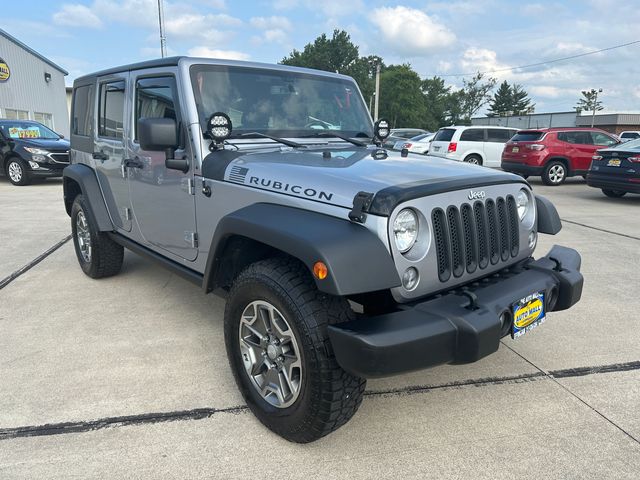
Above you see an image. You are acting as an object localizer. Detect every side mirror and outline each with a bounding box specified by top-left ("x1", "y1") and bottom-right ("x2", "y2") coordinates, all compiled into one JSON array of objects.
[
  {"x1": 137, "y1": 118, "x2": 188, "y2": 173},
  {"x1": 58, "y1": 134, "x2": 65, "y2": 139}
]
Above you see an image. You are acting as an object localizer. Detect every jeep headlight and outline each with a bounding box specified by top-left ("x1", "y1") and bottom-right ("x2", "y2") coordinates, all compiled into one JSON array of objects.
[
  {"x1": 516, "y1": 189, "x2": 530, "y2": 221},
  {"x1": 393, "y1": 208, "x2": 418, "y2": 253}
]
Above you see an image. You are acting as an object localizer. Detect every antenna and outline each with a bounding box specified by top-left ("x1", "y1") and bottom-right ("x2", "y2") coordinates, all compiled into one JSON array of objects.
[{"x1": 157, "y1": 0, "x2": 167, "y2": 58}]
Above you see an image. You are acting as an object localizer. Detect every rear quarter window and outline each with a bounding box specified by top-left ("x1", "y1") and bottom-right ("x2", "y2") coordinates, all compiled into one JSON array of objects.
[
  {"x1": 434, "y1": 128, "x2": 455, "y2": 142},
  {"x1": 459, "y1": 128, "x2": 484, "y2": 142},
  {"x1": 486, "y1": 129, "x2": 514, "y2": 142},
  {"x1": 512, "y1": 132, "x2": 544, "y2": 142}
]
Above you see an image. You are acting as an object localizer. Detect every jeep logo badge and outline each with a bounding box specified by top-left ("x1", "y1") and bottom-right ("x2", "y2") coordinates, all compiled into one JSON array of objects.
[{"x1": 468, "y1": 190, "x2": 486, "y2": 200}]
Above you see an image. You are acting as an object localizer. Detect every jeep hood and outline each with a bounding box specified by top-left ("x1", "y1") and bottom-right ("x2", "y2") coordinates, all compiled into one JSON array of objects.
[{"x1": 215, "y1": 147, "x2": 526, "y2": 215}]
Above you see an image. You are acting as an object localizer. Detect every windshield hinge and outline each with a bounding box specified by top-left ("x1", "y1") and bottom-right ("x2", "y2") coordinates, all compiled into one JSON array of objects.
[
  {"x1": 185, "y1": 231, "x2": 198, "y2": 248},
  {"x1": 349, "y1": 191, "x2": 374, "y2": 224},
  {"x1": 188, "y1": 178, "x2": 195, "y2": 195}
]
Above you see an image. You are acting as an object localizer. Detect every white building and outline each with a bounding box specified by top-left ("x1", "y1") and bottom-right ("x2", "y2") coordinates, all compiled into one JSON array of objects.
[{"x1": 0, "y1": 29, "x2": 69, "y2": 136}]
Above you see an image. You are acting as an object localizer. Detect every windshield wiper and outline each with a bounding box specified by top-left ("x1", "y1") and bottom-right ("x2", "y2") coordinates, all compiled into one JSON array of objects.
[
  {"x1": 300, "y1": 131, "x2": 369, "y2": 147},
  {"x1": 235, "y1": 132, "x2": 305, "y2": 148}
]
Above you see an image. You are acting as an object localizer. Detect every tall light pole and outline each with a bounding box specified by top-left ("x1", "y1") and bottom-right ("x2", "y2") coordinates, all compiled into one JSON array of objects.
[
  {"x1": 591, "y1": 88, "x2": 602, "y2": 128},
  {"x1": 374, "y1": 63, "x2": 381, "y2": 120},
  {"x1": 157, "y1": 0, "x2": 167, "y2": 58}
]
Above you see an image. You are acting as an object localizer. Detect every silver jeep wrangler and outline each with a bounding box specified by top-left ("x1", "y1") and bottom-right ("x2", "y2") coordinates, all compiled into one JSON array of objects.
[{"x1": 63, "y1": 57, "x2": 583, "y2": 443}]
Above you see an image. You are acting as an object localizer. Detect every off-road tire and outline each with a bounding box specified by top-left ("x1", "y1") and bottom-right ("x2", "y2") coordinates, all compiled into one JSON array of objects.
[
  {"x1": 464, "y1": 154, "x2": 483, "y2": 165},
  {"x1": 224, "y1": 257, "x2": 366, "y2": 443},
  {"x1": 6, "y1": 157, "x2": 31, "y2": 186},
  {"x1": 71, "y1": 194, "x2": 124, "y2": 278},
  {"x1": 602, "y1": 189, "x2": 627, "y2": 198},
  {"x1": 542, "y1": 160, "x2": 567, "y2": 186}
]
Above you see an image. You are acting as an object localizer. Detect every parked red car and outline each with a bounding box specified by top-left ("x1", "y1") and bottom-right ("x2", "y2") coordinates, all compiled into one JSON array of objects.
[{"x1": 501, "y1": 128, "x2": 619, "y2": 185}]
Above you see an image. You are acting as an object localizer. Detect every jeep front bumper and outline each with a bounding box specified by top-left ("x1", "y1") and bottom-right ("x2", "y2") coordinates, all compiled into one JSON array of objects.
[{"x1": 328, "y1": 245, "x2": 583, "y2": 378}]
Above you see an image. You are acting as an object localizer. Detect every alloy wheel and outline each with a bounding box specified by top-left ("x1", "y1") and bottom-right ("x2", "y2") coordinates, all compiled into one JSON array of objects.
[
  {"x1": 8, "y1": 162, "x2": 23, "y2": 183},
  {"x1": 238, "y1": 300, "x2": 303, "y2": 408},
  {"x1": 548, "y1": 164, "x2": 565, "y2": 183},
  {"x1": 76, "y1": 211, "x2": 92, "y2": 263}
]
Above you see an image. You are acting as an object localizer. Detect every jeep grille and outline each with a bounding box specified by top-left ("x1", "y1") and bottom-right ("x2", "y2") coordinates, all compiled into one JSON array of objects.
[{"x1": 431, "y1": 195, "x2": 519, "y2": 282}]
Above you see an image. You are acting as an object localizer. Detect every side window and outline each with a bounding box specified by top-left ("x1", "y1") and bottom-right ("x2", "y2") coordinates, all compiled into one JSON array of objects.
[
  {"x1": 486, "y1": 129, "x2": 512, "y2": 142},
  {"x1": 591, "y1": 132, "x2": 617, "y2": 146},
  {"x1": 72, "y1": 85, "x2": 94, "y2": 136},
  {"x1": 558, "y1": 131, "x2": 590, "y2": 144},
  {"x1": 459, "y1": 128, "x2": 484, "y2": 142},
  {"x1": 98, "y1": 80, "x2": 125, "y2": 139},
  {"x1": 135, "y1": 76, "x2": 179, "y2": 142}
]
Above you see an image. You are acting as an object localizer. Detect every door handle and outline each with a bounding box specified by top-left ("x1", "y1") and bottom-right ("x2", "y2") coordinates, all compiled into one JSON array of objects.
[
  {"x1": 92, "y1": 151, "x2": 108, "y2": 161},
  {"x1": 124, "y1": 157, "x2": 144, "y2": 169}
]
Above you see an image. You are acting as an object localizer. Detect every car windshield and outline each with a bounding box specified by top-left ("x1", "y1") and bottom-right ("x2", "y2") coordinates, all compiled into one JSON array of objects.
[
  {"x1": 0, "y1": 122, "x2": 59, "y2": 139},
  {"x1": 433, "y1": 128, "x2": 455, "y2": 142},
  {"x1": 190, "y1": 65, "x2": 373, "y2": 139},
  {"x1": 612, "y1": 137, "x2": 640, "y2": 150},
  {"x1": 512, "y1": 132, "x2": 544, "y2": 142},
  {"x1": 410, "y1": 133, "x2": 430, "y2": 141}
]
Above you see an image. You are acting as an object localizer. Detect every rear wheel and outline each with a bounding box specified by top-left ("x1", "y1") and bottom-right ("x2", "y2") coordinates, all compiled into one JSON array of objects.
[
  {"x1": 464, "y1": 154, "x2": 482, "y2": 165},
  {"x1": 71, "y1": 195, "x2": 124, "y2": 278},
  {"x1": 542, "y1": 161, "x2": 567, "y2": 186},
  {"x1": 6, "y1": 158, "x2": 31, "y2": 186},
  {"x1": 224, "y1": 257, "x2": 366, "y2": 443},
  {"x1": 602, "y1": 189, "x2": 627, "y2": 198}
]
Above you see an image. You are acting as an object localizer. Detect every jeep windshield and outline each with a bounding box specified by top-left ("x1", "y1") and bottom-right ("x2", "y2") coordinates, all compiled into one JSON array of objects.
[{"x1": 190, "y1": 65, "x2": 373, "y2": 140}]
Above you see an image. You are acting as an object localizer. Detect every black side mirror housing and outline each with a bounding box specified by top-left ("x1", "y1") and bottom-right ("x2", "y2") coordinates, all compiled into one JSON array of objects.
[{"x1": 138, "y1": 118, "x2": 188, "y2": 173}]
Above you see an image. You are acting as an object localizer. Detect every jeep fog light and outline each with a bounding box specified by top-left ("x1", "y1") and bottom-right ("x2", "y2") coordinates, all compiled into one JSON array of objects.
[
  {"x1": 393, "y1": 208, "x2": 418, "y2": 253},
  {"x1": 402, "y1": 267, "x2": 419, "y2": 290},
  {"x1": 516, "y1": 189, "x2": 530, "y2": 221},
  {"x1": 28, "y1": 161, "x2": 40, "y2": 169},
  {"x1": 528, "y1": 231, "x2": 537, "y2": 249}
]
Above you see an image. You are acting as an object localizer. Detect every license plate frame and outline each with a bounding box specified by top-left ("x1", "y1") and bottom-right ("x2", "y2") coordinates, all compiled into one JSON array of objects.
[{"x1": 511, "y1": 291, "x2": 546, "y2": 339}]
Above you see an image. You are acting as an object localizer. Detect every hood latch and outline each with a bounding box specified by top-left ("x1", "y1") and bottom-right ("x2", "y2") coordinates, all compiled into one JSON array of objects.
[{"x1": 349, "y1": 191, "x2": 374, "y2": 224}]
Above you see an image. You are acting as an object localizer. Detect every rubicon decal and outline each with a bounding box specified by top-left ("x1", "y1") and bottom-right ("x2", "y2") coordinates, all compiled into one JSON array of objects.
[{"x1": 226, "y1": 166, "x2": 334, "y2": 202}]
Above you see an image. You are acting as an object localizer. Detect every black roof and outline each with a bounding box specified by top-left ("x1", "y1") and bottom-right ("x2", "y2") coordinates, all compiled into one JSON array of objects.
[{"x1": 74, "y1": 56, "x2": 183, "y2": 84}]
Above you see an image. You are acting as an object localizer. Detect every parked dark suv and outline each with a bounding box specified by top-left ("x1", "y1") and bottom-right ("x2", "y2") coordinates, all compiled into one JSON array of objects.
[
  {"x1": 0, "y1": 119, "x2": 70, "y2": 185},
  {"x1": 501, "y1": 127, "x2": 618, "y2": 185}
]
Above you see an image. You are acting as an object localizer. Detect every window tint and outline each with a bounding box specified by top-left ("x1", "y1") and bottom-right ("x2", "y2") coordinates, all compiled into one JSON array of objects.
[
  {"x1": 486, "y1": 129, "x2": 514, "y2": 142},
  {"x1": 72, "y1": 85, "x2": 93, "y2": 136},
  {"x1": 459, "y1": 128, "x2": 484, "y2": 142},
  {"x1": 135, "y1": 76, "x2": 179, "y2": 141},
  {"x1": 591, "y1": 132, "x2": 617, "y2": 146},
  {"x1": 434, "y1": 128, "x2": 455, "y2": 142},
  {"x1": 557, "y1": 131, "x2": 592, "y2": 145},
  {"x1": 512, "y1": 132, "x2": 544, "y2": 142},
  {"x1": 98, "y1": 81, "x2": 125, "y2": 139}
]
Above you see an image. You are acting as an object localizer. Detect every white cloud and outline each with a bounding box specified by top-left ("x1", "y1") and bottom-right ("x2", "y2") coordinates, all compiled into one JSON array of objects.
[
  {"x1": 460, "y1": 48, "x2": 509, "y2": 74},
  {"x1": 249, "y1": 16, "x2": 292, "y2": 31},
  {"x1": 187, "y1": 46, "x2": 250, "y2": 61},
  {"x1": 369, "y1": 6, "x2": 456, "y2": 56},
  {"x1": 53, "y1": 4, "x2": 103, "y2": 28}
]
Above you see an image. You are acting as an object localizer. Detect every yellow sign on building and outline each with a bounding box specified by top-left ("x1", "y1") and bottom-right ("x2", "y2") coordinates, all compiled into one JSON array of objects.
[{"x1": 0, "y1": 57, "x2": 10, "y2": 82}]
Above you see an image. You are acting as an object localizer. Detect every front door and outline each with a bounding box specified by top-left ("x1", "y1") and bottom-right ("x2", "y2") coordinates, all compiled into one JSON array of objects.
[
  {"x1": 127, "y1": 72, "x2": 197, "y2": 261},
  {"x1": 94, "y1": 75, "x2": 132, "y2": 231}
]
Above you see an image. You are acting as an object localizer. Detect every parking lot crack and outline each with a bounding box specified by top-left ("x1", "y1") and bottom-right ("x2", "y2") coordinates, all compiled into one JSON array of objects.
[{"x1": 561, "y1": 218, "x2": 640, "y2": 241}]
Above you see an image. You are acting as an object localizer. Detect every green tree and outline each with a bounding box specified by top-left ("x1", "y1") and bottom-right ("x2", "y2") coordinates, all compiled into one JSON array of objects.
[
  {"x1": 378, "y1": 64, "x2": 428, "y2": 128},
  {"x1": 459, "y1": 72, "x2": 497, "y2": 122},
  {"x1": 575, "y1": 89, "x2": 603, "y2": 114},
  {"x1": 421, "y1": 76, "x2": 455, "y2": 130},
  {"x1": 488, "y1": 81, "x2": 535, "y2": 116}
]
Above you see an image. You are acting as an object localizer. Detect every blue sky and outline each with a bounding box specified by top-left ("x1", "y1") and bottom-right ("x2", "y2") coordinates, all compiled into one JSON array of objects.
[{"x1": 1, "y1": 0, "x2": 639, "y2": 114}]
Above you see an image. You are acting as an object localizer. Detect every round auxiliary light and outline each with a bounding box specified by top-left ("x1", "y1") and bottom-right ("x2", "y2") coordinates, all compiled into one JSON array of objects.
[
  {"x1": 516, "y1": 188, "x2": 530, "y2": 221},
  {"x1": 374, "y1": 118, "x2": 390, "y2": 141},
  {"x1": 393, "y1": 208, "x2": 418, "y2": 253},
  {"x1": 207, "y1": 112, "x2": 232, "y2": 143},
  {"x1": 402, "y1": 267, "x2": 419, "y2": 291}
]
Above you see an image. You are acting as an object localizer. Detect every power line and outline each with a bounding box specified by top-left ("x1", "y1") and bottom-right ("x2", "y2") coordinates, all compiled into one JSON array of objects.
[{"x1": 430, "y1": 39, "x2": 640, "y2": 78}]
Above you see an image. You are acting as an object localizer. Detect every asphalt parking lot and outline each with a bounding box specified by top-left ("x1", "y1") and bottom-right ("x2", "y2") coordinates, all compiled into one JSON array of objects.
[{"x1": 1, "y1": 175, "x2": 639, "y2": 479}]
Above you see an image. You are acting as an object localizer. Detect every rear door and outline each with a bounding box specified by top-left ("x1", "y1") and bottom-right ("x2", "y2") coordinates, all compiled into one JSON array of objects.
[
  {"x1": 429, "y1": 128, "x2": 456, "y2": 156},
  {"x1": 94, "y1": 75, "x2": 132, "y2": 232},
  {"x1": 557, "y1": 131, "x2": 595, "y2": 172},
  {"x1": 126, "y1": 71, "x2": 198, "y2": 261}
]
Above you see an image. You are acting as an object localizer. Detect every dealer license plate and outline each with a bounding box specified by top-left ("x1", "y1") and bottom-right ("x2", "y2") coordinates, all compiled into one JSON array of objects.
[
  {"x1": 512, "y1": 291, "x2": 545, "y2": 338},
  {"x1": 607, "y1": 159, "x2": 621, "y2": 167},
  {"x1": 512, "y1": 146, "x2": 519, "y2": 153}
]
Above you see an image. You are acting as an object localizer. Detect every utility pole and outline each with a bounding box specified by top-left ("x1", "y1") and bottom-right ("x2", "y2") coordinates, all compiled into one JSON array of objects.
[
  {"x1": 591, "y1": 88, "x2": 602, "y2": 128},
  {"x1": 157, "y1": 0, "x2": 167, "y2": 58},
  {"x1": 374, "y1": 63, "x2": 381, "y2": 120}
]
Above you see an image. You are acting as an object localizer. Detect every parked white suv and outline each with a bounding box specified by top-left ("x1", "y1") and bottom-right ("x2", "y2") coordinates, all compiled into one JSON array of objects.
[{"x1": 428, "y1": 126, "x2": 517, "y2": 167}]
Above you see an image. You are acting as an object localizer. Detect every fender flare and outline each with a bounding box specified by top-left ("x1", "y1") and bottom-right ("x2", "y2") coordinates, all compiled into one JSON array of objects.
[
  {"x1": 535, "y1": 195, "x2": 562, "y2": 235},
  {"x1": 204, "y1": 203, "x2": 401, "y2": 296},
  {"x1": 63, "y1": 164, "x2": 114, "y2": 231}
]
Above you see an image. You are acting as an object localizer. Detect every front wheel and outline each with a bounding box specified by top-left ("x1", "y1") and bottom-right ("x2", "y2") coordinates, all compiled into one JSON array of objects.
[
  {"x1": 71, "y1": 195, "x2": 124, "y2": 278},
  {"x1": 6, "y1": 158, "x2": 31, "y2": 186},
  {"x1": 602, "y1": 189, "x2": 627, "y2": 198},
  {"x1": 224, "y1": 258, "x2": 366, "y2": 443}
]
